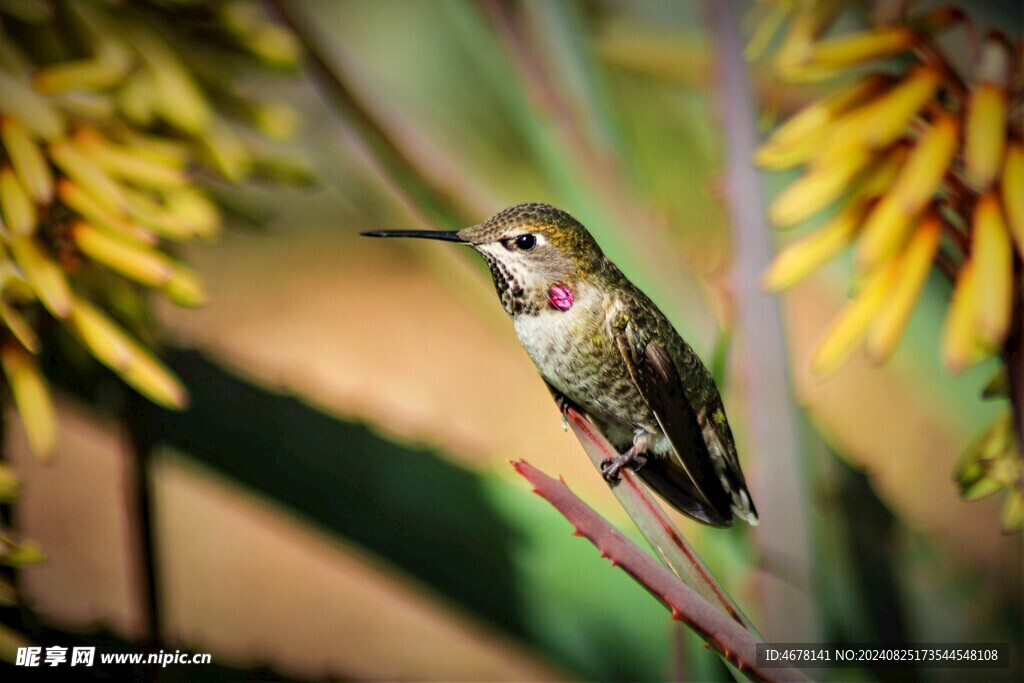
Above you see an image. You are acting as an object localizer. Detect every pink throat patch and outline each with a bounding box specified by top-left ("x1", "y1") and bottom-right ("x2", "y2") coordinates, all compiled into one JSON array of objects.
[{"x1": 547, "y1": 283, "x2": 574, "y2": 311}]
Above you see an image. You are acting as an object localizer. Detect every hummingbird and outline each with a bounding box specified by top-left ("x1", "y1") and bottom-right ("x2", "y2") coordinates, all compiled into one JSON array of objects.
[{"x1": 363, "y1": 203, "x2": 757, "y2": 527}]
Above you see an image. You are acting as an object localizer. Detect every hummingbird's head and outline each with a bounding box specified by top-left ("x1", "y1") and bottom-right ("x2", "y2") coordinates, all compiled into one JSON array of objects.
[
  {"x1": 364, "y1": 203, "x2": 607, "y2": 315},
  {"x1": 459, "y1": 202, "x2": 604, "y2": 282}
]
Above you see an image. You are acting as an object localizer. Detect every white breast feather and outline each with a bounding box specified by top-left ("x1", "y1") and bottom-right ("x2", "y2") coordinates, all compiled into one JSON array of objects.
[{"x1": 512, "y1": 285, "x2": 597, "y2": 382}]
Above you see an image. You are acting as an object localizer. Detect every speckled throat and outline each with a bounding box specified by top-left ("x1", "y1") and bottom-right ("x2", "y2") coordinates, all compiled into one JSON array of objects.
[{"x1": 480, "y1": 252, "x2": 543, "y2": 316}]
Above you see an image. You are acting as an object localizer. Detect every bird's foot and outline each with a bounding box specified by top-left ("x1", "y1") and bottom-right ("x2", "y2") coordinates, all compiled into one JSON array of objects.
[
  {"x1": 553, "y1": 392, "x2": 572, "y2": 416},
  {"x1": 548, "y1": 387, "x2": 579, "y2": 431},
  {"x1": 600, "y1": 448, "x2": 648, "y2": 483}
]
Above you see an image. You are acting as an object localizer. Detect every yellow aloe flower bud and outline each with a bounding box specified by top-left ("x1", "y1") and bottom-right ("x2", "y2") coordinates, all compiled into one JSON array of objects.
[
  {"x1": 69, "y1": 299, "x2": 130, "y2": 370},
  {"x1": 971, "y1": 193, "x2": 1013, "y2": 347},
  {"x1": 116, "y1": 70, "x2": 157, "y2": 126},
  {"x1": 856, "y1": 115, "x2": 958, "y2": 270},
  {"x1": 252, "y1": 102, "x2": 299, "y2": 140},
  {"x1": 955, "y1": 413, "x2": 1007, "y2": 499},
  {"x1": 0, "y1": 257, "x2": 34, "y2": 299},
  {"x1": 199, "y1": 118, "x2": 252, "y2": 182},
  {"x1": 163, "y1": 187, "x2": 221, "y2": 239},
  {"x1": 744, "y1": 1, "x2": 789, "y2": 61},
  {"x1": 163, "y1": 266, "x2": 206, "y2": 307},
  {"x1": 0, "y1": 117, "x2": 53, "y2": 203},
  {"x1": 831, "y1": 65, "x2": 941, "y2": 152},
  {"x1": 68, "y1": 297, "x2": 189, "y2": 409},
  {"x1": 756, "y1": 76, "x2": 887, "y2": 169},
  {"x1": 964, "y1": 476, "x2": 1005, "y2": 502},
  {"x1": 866, "y1": 210, "x2": 941, "y2": 361},
  {"x1": 0, "y1": 299, "x2": 39, "y2": 354},
  {"x1": 132, "y1": 29, "x2": 210, "y2": 135},
  {"x1": 71, "y1": 221, "x2": 174, "y2": 286},
  {"x1": 1003, "y1": 142, "x2": 1024, "y2": 257},
  {"x1": 219, "y1": 0, "x2": 300, "y2": 68},
  {"x1": 32, "y1": 40, "x2": 133, "y2": 93},
  {"x1": 49, "y1": 140, "x2": 126, "y2": 214},
  {"x1": 773, "y1": 1, "x2": 845, "y2": 80},
  {"x1": 57, "y1": 179, "x2": 156, "y2": 245},
  {"x1": 71, "y1": 127, "x2": 187, "y2": 189},
  {"x1": 854, "y1": 196, "x2": 912, "y2": 272},
  {"x1": 121, "y1": 359, "x2": 190, "y2": 411},
  {"x1": 1, "y1": 343, "x2": 56, "y2": 459},
  {"x1": 0, "y1": 539, "x2": 46, "y2": 567},
  {"x1": 964, "y1": 85, "x2": 1007, "y2": 190},
  {"x1": 762, "y1": 200, "x2": 865, "y2": 291},
  {"x1": 0, "y1": 166, "x2": 36, "y2": 235},
  {"x1": 72, "y1": 220, "x2": 205, "y2": 305},
  {"x1": 1003, "y1": 488, "x2": 1024, "y2": 532},
  {"x1": 960, "y1": 465, "x2": 1004, "y2": 501},
  {"x1": 804, "y1": 27, "x2": 914, "y2": 69},
  {"x1": 123, "y1": 187, "x2": 197, "y2": 240},
  {"x1": 0, "y1": 70, "x2": 65, "y2": 140},
  {"x1": 811, "y1": 257, "x2": 898, "y2": 376},
  {"x1": 0, "y1": 261, "x2": 41, "y2": 351},
  {"x1": 249, "y1": 24, "x2": 300, "y2": 69},
  {"x1": 964, "y1": 38, "x2": 1010, "y2": 190},
  {"x1": 51, "y1": 91, "x2": 118, "y2": 121},
  {"x1": 117, "y1": 128, "x2": 190, "y2": 168},
  {"x1": 770, "y1": 146, "x2": 872, "y2": 226},
  {"x1": 8, "y1": 235, "x2": 71, "y2": 318},
  {"x1": 893, "y1": 115, "x2": 959, "y2": 211},
  {"x1": 0, "y1": 464, "x2": 20, "y2": 503},
  {"x1": 772, "y1": 6, "x2": 820, "y2": 72},
  {"x1": 942, "y1": 259, "x2": 982, "y2": 373},
  {"x1": 853, "y1": 143, "x2": 908, "y2": 201}
]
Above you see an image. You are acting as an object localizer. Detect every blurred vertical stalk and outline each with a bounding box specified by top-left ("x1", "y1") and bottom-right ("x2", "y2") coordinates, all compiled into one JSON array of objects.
[
  {"x1": 708, "y1": 0, "x2": 822, "y2": 641},
  {"x1": 267, "y1": 0, "x2": 474, "y2": 230},
  {"x1": 1007, "y1": 275, "x2": 1024, "y2": 460},
  {"x1": 123, "y1": 390, "x2": 164, "y2": 662},
  {"x1": 465, "y1": 0, "x2": 715, "y2": 346}
]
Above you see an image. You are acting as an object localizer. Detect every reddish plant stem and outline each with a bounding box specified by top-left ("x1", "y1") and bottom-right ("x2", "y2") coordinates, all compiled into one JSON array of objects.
[
  {"x1": 564, "y1": 406, "x2": 746, "y2": 628},
  {"x1": 512, "y1": 459, "x2": 807, "y2": 682}
]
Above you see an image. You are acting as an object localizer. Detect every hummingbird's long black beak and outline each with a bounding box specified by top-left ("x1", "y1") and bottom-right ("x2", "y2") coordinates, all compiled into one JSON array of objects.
[{"x1": 361, "y1": 230, "x2": 466, "y2": 243}]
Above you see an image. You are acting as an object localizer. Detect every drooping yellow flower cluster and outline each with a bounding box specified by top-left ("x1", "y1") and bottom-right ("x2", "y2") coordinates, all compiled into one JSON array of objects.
[
  {"x1": 0, "y1": 0, "x2": 299, "y2": 481},
  {"x1": 751, "y1": 1, "x2": 1023, "y2": 528}
]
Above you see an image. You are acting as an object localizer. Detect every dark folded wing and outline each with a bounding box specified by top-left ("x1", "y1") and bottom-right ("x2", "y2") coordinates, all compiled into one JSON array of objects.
[{"x1": 615, "y1": 333, "x2": 734, "y2": 526}]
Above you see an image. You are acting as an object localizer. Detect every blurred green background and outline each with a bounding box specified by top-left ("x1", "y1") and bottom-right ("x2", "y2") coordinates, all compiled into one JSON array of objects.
[{"x1": 2, "y1": 0, "x2": 1021, "y2": 681}]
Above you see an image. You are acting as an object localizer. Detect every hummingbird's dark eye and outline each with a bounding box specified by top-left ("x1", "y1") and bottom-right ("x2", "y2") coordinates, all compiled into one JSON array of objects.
[{"x1": 515, "y1": 234, "x2": 537, "y2": 251}]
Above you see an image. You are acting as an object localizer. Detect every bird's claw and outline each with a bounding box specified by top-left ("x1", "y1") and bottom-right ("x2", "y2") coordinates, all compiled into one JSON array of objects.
[
  {"x1": 551, "y1": 392, "x2": 574, "y2": 431},
  {"x1": 600, "y1": 451, "x2": 648, "y2": 483}
]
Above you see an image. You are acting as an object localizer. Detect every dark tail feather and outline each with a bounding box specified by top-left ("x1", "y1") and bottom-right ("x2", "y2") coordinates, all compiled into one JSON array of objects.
[{"x1": 637, "y1": 458, "x2": 733, "y2": 527}]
